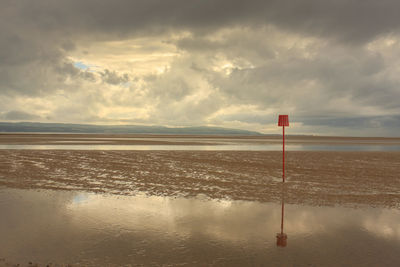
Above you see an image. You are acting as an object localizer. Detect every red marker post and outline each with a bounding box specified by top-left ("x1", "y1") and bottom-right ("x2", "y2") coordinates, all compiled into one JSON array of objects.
[{"x1": 278, "y1": 115, "x2": 289, "y2": 182}]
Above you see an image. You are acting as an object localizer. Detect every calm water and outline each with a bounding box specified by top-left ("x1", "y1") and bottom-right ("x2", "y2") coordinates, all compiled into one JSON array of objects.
[
  {"x1": 1, "y1": 188, "x2": 399, "y2": 266},
  {"x1": 1, "y1": 144, "x2": 400, "y2": 151}
]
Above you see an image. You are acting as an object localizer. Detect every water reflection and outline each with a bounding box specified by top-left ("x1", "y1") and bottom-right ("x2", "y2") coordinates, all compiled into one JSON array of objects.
[
  {"x1": 1, "y1": 188, "x2": 400, "y2": 266},
  {"x1": 276, "y1": 184, "x2": 287, "y2": 247}
]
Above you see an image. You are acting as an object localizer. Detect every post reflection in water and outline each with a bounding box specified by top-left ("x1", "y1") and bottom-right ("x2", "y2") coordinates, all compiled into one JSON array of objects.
[{"x1": 276, "y1": 184, "x2": 287, "y2": 247}]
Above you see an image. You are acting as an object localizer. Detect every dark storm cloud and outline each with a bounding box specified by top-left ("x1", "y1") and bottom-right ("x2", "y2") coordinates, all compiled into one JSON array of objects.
[
  {"x1": 4, "y1": 0, "x2": 400, "y2": 41},
  {"x1": 55, "y1": 62, "x2": 96, "y2": 82},
  {"x1": 300, "y1": 115, "x2": 400, "y2": 129},
  {"x1": 0, "y1": 110, "x2": 41, "y2": 121},
  {"x1": 101, "y1": 70, "x2": 130, "y2": 85},
  {"x1": 0, "y1": 28, "x2": 64, "y2": 95}
]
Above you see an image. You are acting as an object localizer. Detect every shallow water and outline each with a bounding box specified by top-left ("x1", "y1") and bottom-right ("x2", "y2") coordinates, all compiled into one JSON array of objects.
[
  {"x1": 1, "y1": 188, "x2": 399, "y2": 266},
  {"x1": 2, "y1": 135, "x2": 400, "y2": 151},
  {"x1": 1, "y1": 143, "x2": 400, "y2": 151}
]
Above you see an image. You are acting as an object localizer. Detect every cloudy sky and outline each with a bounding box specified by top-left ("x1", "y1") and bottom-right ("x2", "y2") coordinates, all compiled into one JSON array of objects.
[{"x1": 1, "y1": 0, "x2": 400, "y2": 136}]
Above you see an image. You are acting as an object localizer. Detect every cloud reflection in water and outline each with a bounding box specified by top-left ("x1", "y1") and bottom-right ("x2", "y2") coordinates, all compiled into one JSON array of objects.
[{"x1": 0, "y1": 188, "x2": 399, "y2": 266}]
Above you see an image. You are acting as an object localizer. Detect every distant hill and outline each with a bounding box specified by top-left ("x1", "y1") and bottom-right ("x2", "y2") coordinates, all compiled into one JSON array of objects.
[{"x1": 0, "y1": 122, "x2": 263, "y2": 135}]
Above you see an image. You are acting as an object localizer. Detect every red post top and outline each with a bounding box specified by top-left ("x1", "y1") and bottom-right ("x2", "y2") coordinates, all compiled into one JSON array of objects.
[{"x1": 278, "y1": 115, "x2": 289, "y2": 127}]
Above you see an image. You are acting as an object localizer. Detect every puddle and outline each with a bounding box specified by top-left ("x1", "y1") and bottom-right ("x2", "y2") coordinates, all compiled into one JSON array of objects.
[{"x1": 0, "y1": 188, "x2": 399, "y2": 266}]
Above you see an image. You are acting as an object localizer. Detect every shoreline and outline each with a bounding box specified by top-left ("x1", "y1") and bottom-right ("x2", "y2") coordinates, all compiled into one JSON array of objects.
[{"x1": 1, "y1": 133, "x2": 400, "y2": 146}]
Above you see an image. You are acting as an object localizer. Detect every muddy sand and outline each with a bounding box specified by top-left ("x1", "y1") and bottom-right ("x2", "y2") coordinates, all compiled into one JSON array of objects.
[{"x1": 1, "y1": 150, "x2": 399, "y2": 208}]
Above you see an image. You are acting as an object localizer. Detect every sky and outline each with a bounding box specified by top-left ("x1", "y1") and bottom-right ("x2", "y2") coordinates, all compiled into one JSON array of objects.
[{"x1": 1, "y1": 0, "x2": 400, "y2": 136}]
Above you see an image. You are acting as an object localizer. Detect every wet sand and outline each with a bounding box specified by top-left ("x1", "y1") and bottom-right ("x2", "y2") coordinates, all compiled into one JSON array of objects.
[
  {"x1": 1, "y1": 133, "x2": 400, "y2": 145},
  {"x1": 1, "y1": 134, "x2": 400, "y2": 266},
  {"x1": 1, "y1": 188, "x2": 400, "y2": 267},
  {"x1": 0, "y1": 150, "x2": 399, "y2": 208}
]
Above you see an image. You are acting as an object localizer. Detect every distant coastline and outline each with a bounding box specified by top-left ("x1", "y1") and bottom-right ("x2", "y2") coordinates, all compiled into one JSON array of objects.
[{"x1": 0, "y1": 122, "x2": 263, "y2": 135}]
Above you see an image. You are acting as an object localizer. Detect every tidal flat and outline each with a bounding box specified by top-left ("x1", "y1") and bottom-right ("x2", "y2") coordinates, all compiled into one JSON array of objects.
[{"x1": 0, "y1": 134, "x2": 399, "y2": 266}]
